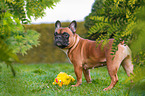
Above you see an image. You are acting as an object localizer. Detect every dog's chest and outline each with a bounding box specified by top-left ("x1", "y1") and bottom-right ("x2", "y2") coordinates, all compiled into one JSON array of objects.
[{"x1": 61, "y1": 49, "x2": 72, "y2": 64}]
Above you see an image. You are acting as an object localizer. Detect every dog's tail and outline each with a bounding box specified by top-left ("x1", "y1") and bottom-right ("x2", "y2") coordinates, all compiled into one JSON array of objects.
[{"x1": 120, "y1": 40, "x2": 124, "y2": 45}]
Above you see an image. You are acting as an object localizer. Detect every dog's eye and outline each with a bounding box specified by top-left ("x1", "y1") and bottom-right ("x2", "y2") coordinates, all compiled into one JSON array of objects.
[
  {"x1": 54, "y1": 32, "x2": 58, "y2": 36},
  {"x1": 62, "y1": 32, "x2": 69, "y2": 38},
  {"x1": 64, "y1": 34, "x2": 68, "y2": 37}
]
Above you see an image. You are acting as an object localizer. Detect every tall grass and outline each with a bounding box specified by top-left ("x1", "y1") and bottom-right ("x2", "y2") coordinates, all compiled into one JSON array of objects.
[{"x1": 0, "y1": 63, "x2": 143, "y2": 96}]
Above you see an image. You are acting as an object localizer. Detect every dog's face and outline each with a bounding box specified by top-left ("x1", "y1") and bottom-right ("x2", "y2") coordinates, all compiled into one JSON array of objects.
[{"x1": 54, "y1": 20, "x2": 77, "y2": 49}]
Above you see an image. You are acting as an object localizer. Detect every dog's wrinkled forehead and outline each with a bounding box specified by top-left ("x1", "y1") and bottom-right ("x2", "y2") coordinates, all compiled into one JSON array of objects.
[{"x1": 55, "y1": 27, "x2": 73, "y2": 35}]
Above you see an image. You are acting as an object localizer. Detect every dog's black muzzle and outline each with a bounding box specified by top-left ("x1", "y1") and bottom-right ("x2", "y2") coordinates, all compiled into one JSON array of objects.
[{"x1": 54, "y1": 35, "x2": 69, "y2": 49}]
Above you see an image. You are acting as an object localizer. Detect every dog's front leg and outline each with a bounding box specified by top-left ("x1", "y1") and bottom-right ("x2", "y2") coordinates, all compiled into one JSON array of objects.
[
  {"x1": 83, "y1": 69, "x2": 92, "y2": 83},
  {"x1": 72, "y1": 64, "x2": 83, "y2": 87}
]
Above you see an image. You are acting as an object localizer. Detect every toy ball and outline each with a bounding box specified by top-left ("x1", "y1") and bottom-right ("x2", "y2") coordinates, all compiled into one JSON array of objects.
[{"x1": 52, "y1": 72, "x2": 75, "y2": 87}]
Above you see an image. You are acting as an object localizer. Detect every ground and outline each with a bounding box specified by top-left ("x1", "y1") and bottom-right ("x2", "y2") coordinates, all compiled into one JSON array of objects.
[{"x1": 0, "y1": 63, "x2": 144, "y2": 96}]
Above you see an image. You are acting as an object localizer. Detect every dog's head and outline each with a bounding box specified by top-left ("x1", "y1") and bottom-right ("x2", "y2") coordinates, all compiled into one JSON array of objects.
[{"x1": 54, "y1": 20, "x2": 77, "y2": 49}]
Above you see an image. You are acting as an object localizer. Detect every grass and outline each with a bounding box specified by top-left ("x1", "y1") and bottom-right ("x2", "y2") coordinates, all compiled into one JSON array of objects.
[{"x1": 0, "y1": 63, "x2": 143, "y2": 96}]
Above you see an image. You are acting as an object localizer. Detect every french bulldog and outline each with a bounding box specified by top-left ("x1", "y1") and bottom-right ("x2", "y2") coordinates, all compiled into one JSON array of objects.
[{"x1": 54, "y1": 20, "x2": 133, "y2": 91}]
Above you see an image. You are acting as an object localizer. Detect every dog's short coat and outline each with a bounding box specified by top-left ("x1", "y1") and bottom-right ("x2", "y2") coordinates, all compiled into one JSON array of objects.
[{"x1": 54, "y1": 20, "x2": 134, "y2": 91}]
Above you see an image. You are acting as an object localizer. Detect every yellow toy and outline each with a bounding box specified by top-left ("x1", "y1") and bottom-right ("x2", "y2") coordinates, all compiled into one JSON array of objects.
[{"x1": 52, "y1": 72, "x2": 75, "y2": 87}]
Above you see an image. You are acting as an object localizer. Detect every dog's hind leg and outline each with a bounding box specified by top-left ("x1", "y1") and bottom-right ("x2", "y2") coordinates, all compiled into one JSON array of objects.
[
  {"x1": 103, "y1": 58, "x2": 121, "y2": 91},
  {"x1": 121, "y1": 45, "x2": 134, "y2": 83},
  {"x1": 103, "y1": 45, "x2": 127, "y2": 91},
  {"x1": 121, "y1": 55, "x2": 134, "y2": 80}
]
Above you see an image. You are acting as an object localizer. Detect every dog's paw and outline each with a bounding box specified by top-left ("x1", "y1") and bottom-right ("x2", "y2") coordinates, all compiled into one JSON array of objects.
[
  {"x1": 103, "y1": 86, "x2": 113, "y2": 91},
  {"x1": 103, "y1": 88, "x2": 108, "y2": 91},
  {"x1": 71, "y1": 85, "x2": 77, "y2": 87},
  {"x1": 71, "y1": 83, "x2": 81, "y2": 87},
  {"x1": 87, "y1": 81, "x2": 92, "y2": 84}
]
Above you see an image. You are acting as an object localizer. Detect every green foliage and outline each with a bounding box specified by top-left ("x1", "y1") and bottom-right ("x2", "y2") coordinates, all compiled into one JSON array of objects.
[
  {"x1": 126, "y1": 60, "x2": 145, "y2": 96},
  {"x1": 85, "y1": 0, "x2": 144, "y2": 55},
  {"x1": 0, "y1": 0, "x2": 60, "y2": 75},
  {"x1": 26, "y1": 0, "x2": 59, "y2": 20},
  {"x1": 1, "y1": 11, "x2": 40, "y2": 55},
  {"x1": 84, "y1": 0, "x2": 106, "y2": 40},
  {"x1": 1, "y1": 63, "x2": 142, "y2": 95},
  {"x1": 128, "y1": 6, "x2": 145, "y2": 94},
  {"x1": 18, "y1": 22, "x2": 88, "y2": 64},
  {"x1": 7, "y1": 29, "x2": 40, "y2": 55},
  {"x1": 130, "y1": 6, "x2": 145, "y2": 56}
]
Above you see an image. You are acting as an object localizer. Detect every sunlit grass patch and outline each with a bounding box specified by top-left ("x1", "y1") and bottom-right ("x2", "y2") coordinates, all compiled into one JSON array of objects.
[{"x1": 0, "y1": 63, "x2": 143, "y2": 96}]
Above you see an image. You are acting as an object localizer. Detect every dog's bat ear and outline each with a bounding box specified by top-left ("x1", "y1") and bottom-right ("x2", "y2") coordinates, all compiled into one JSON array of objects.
[
  {"x1": 55, "y1": 20, "x2": 61, "y2": 29},
  {"x1": 69, "y1": 20, "x2": 77, "y2": 33}
]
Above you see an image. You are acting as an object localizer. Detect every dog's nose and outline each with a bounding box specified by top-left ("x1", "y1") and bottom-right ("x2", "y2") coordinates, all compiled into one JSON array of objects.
[{"x1": 55, "y1": 35, "x2": 62, "y2": 40}]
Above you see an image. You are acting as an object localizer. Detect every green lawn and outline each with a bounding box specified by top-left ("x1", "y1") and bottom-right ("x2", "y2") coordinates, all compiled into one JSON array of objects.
[{"x1": 0, "y1": 63, "x2": 143, "y2": 96}]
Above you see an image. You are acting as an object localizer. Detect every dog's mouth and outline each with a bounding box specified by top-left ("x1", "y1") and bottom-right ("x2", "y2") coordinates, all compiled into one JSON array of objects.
[
  {"x1": 56, "y1": 42, "x2": 62, "y2": 46},
  {"x1": 55, "y1": 41, "x2": 69, "y2": 49}
]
